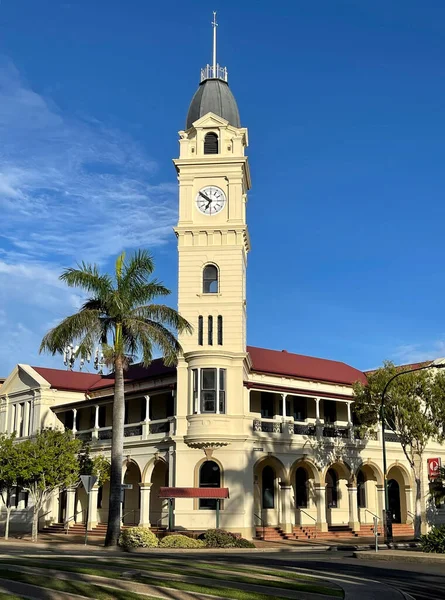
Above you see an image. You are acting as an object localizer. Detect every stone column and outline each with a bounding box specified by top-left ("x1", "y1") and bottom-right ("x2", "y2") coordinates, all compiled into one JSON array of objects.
[
  {"x1": 404, "y1": 486, "x2": 414, "y2": 525},
  {"x1": 87, "y1": 486, "x2": 99, "y2": 529},
  {"x1": 65, "y1": 487, "x2": 76, "y2": 527},
  {"x1": 92, "y1": 405, "x2": 99, "y2": 440},
  {"x1": 376, "y1": 484, "x2": 385, "y2": 527},
  {"x1": 348, "y1": 485, "x2": 360, "y2": 532},
  {"x1": 72, "y1": 409, "x2": 77, "y2": 435},
  {"x1": 315, "y1": 484, "x2": 328, "y2": 532},
  {"x1": 279, "y1": 483, "x2": 293, "y2": 533},
  {"x1": 139, "y1": 482, "x2": 152, "y2": 528},
  {"x1": 142, "y1": 395, "x2": 150, "y2": 439},
  {"x1": 281, "y1": 394, "x2": 287, "y2": 418},
  {"x1": 315, "y1": 398, "x2": 323, "y2": 440}
]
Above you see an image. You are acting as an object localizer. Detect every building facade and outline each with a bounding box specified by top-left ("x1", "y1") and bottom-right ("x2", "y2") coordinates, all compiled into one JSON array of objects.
[{"x1": 1, "y1": 46, "x2": 445, "y2": 539}]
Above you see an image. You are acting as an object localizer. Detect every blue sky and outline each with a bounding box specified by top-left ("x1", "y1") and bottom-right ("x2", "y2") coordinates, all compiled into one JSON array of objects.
[{"x1": 1, "y1": 0, "x2": 445, "y2": 374}]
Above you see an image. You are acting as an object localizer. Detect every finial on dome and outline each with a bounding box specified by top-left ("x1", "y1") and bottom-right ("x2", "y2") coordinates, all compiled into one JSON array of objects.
[{"x1": 201, "y1": 11, "x2": 228, "y2": 83}]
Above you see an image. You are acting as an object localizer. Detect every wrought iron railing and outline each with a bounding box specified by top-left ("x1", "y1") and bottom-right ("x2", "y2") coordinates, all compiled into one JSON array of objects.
[
  {"x1": 322, "y1": 425, "x2": 349, "y2": 438},
  {"x1": 293, "y1": 423, "x2": 316, "y2": 436},
  {"x1": 124, "y1": 424, "x2": 142, "y2": 437},
  {"x1": 253, "y1": 419, "x2": 282, "y2": 433},
  {"x1": 384, "y1": 431, "x2": 400, "y2": 443}
]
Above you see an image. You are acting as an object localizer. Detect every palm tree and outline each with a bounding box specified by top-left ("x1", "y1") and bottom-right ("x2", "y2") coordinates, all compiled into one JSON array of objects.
[{"x1": 40, "y1": 250, "x2": 192, "y2": 546}]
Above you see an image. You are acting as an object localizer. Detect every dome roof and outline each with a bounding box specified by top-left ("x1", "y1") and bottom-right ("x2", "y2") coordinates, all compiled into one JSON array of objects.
[{"x1": 186, "y1": 78, "x2": 241, "y2": 129}]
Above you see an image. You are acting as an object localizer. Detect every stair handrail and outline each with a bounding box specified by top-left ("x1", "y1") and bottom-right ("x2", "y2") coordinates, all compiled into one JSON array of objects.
[
  {"x1": 253, "y1": 512, "x2": 265, "y2": 540},
  {"x1": 121, "y1": 509, "x2": 138, "y2": 525},
  {"x1": 297, "y1": 508, "x2": 317, "y2": 531},
  {"x1": 64, "y1": 509, "x2": 86, "y2": 534},
  {"x1": 364, "y1": 508, "x2": 380, "y2": 521}
]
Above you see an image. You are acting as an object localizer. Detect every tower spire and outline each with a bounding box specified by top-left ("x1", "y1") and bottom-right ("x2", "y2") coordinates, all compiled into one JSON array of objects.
[
  {"x1": 212, "y1": 11, "x2": 217, "y2": 76},
  {"x1": 200, "y1": 12, "x2": 228, "y2": 83}
]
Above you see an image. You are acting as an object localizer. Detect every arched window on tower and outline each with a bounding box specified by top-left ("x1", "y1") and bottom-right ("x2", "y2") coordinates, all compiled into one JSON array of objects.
[
  {"x1": 203, "y1": 264, "x2": 219, "y2": 294},
  {"x1": 199, "y1": 460, "x2": 221, "y2": 509},
  {"x1": 204, "y1": 132, "x2": 219, "y2": 154}
]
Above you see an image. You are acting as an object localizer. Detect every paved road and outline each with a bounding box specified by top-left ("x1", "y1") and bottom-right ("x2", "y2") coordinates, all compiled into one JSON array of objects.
[
  {"x1": 207, "y1": 550, "x2": 445, "y2": 600},
  {"x1": 2, "y1": 545, "x2": 445, "y2": 599}
]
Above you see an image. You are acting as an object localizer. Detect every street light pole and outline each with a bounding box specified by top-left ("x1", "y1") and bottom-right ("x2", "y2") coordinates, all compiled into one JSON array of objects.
[{"x1": 380, "y1": 358, "x2": 445, "y2": 545}]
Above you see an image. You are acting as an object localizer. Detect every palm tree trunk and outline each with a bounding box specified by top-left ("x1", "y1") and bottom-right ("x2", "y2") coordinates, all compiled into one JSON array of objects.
[{"x1": 105, "y1": 356, "x2": 125, "y2": 546}]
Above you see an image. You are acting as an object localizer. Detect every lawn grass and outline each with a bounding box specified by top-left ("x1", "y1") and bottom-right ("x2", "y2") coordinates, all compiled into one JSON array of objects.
[
  {"x1": 0, "y1": 568, "x2": 162, "y2": 600},
  {"x1": 0, "y1": 557, "x2": 343, "y2": 599},
  {"x1": 0, "y1": 593, "x2": 23, "y2": 600}
]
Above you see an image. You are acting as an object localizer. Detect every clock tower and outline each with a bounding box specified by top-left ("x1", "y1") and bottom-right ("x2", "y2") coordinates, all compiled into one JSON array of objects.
[{"x1": 173, "y1": 14, "x2": 251, "y2": 446}]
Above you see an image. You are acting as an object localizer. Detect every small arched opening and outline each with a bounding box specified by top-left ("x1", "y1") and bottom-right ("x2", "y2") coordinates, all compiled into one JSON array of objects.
[
  {"x1": 203, "y1": 264, "x2": 219, "y2": 294},
  {"x1": 204, "y1": 132, "x2": 219, "y2": 154}
]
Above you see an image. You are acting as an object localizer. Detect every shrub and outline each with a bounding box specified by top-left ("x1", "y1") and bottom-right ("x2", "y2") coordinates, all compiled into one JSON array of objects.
[
  {"x1": 234, "y1": 537, "x2": 256, "y2": 548},
  {"x1": 119, "y1": 527, "x2": 159, "y2": 551},
  {"x1": 160, "y1": 534, "x2": 205, "y2": 549},
  {"x1": 201, "y1": 528, "x2": 238, "y2": 548},
  {"x1": 420, "y1": 525, "x2": 445, "y2": 553}
]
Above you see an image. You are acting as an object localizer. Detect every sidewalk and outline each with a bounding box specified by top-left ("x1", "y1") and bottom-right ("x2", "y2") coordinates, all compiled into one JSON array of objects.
[{"x1": 354, "y1": 549, "x2": 445, "y2": 565}]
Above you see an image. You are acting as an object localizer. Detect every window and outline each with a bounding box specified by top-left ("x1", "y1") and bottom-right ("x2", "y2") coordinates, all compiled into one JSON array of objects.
[
  {"x1": 203, "y1": 265, "x2": 218, "y2": 294},
  {"x1": 357, "y1": 470, "x2": 366, "y2": 509},
  {"x1": 324, "y1": 400, "x2": 337, "y2": 424},
  {"x1": 198, "y1": 316, "x2": 203, "y2": 345},
  {"x1": 262, "y1": 466, "x2": 275, "y2": 509},
  {"x1": 293, "y1": 397, "x2": 307, "y2": 422},
  {"x1": 208, "y1": 316, "x2": 213, "y2": 345},
  {"x1": 192, "y1": 368, "x2": 227, "y2": 414},
  {"x1": 192, "y1": 369, "x2": 199, "y2": 413},
  {"x1": 295, "y1": 467, "x2": 308, "y2": 508},
  {"x1": 326, "y1": 469, "x2": 338, "y2": 508},
  {"x1": 217, "y1": 315, "x2": 223, "y2": 345},
  {"x1": 204, "y1": 132, "x2": 218, "y2": 154},
  {"x1": 199, "y1": 460, "x2": 221, "y2": 509},
  {"x1": 260, "y1": 393, "x2": 274, "y2": 418},
  {"x1": 219, "y1": 369, "x2": 226, "y2": 413},
  {"x1": 201, "y1": 369, "x2": 217, "y2": 413}
]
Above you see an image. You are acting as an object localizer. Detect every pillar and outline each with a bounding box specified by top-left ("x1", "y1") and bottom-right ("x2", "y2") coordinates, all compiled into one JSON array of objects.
[
  {"x1": 315, "y1": 484, "x2": 328, "y2": 532},
  {"x1": 142, "y1": 395, "x2": 150, "y2": 439},
  {"x1": 87, "y1": 486, "x2": 99, "y2": 529},
  {"x1": 281, "y1": 394, "x2": 287, "y2": 418},
  {"x1": 348, "y1": 485, "x2": 360, "y2": 531},
  {"x1": 72, "y1": 409, "x2": 77, "y2": 435},
  {"x1": 279, "y1": 483, "x2": 292, "y2": 533},
  {"x1": 315, "y1": 398, "x2": 323, "y2": 439},
  {"x1": 65, "y1": 487, "x2": 76, "y2": 527},
  {"x1": 404, "y1": 486, "x2": 414, "y2": 525},
  {"x1": 139, "y1": 482, "x2": 152, "y2": 528}
]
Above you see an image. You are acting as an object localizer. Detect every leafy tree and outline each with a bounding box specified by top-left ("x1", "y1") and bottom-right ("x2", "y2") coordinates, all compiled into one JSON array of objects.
[
  {"x1": 78, "y1": 444, "x2": 110, "y2": 486},
  {"x1": 39, "y1": 250, "x2": 192, "y2": 546},
  {"x1": 353, "y1": 361, "x2": 445, "y2": 538},
  {"x1": 19, "y1": 429, "x2": 81, "y2": 542},
  {"x1": 0, "y1": 433, "x2": 22, "y2": 539}
]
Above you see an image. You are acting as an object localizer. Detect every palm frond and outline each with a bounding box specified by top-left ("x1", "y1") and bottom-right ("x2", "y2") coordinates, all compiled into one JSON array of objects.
[
  {"x1": 121, "y1": 250, "x2": 155, "y2": 289},
  {"x1": 60, "y1": 264, "x2": 112, "y2": 297},
  {"x1": 131, "y1": 305, "x2": 193, "y2": 335},
  {"x1": 39, "y1": 310, "x2": 102, "y2": 355},
  {"x1": 123, "y1": 317, "x2": 183, "y2": 366}
]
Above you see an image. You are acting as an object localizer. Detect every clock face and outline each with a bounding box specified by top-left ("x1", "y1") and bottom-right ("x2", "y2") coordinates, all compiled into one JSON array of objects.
[{"x1": 196, "y1": 186, "x2": 226, "y2": 215}]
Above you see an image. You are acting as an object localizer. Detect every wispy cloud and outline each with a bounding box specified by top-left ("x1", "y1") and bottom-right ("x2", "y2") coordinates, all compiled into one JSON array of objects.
[
  {"x1": 391, "y1": 340, "x2": 445, "y2": 364},
  {"x1": 0, "y1": 58, "x2": 178, "y2": 374},
  {"x1": 0, "y1": 57, "x2": 176, "y2": 263}
]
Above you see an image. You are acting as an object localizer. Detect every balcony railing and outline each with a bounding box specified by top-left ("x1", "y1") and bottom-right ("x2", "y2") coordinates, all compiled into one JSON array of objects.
[
  {"x1": 253, "y1": 418, "x2": 379, "y2": 442},
  {"x1": 75, "y1": 417, "x2": 174, "y2": 443}
]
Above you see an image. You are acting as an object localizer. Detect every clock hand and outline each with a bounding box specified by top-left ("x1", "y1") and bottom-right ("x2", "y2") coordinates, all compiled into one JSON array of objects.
[{"x1": 199, "y1": 191, "x2": 212, "y2": 203}]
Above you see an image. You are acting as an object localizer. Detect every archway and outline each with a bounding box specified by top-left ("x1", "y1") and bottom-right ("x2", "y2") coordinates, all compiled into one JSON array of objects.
[
  {"x1": 290, "y1": 460, "x2": 320, "y2": 526},
  {"x1": 388, "y1": 479, "x2": 401, "y2": 524},
  {"x1": 355, "y1": 463, "x2": 382, "y2": 524},
  {"x1": 324, "y1": 462, "x2": 351, "y2": 526},
  {"x1": 123, "y1": 461, "x2": 141, "y2": 525},
  {"x1": 387, "y1": 464, "x2": 411, "y2": 524},
  {"x1": 253, "y1": 456, "x2": 286, "y2": 527},
  {"x1": 150, "y1": 460, "x2": 169, "y2": 528}
]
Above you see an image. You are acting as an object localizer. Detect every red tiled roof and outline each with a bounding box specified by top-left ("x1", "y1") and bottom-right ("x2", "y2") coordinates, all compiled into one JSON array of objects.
[
  {"x1": 32, "y1": 367, "x2": 102, "y2": 392},
  {"x1": 89, "y1": 359, "x2": 176, "y2": 390},
  {"x1": 247, "y1": 346, "x2": 367, "y2": 385},
  {"x1": 159, "y1": 487, "x2": 229, "y2": 499}
]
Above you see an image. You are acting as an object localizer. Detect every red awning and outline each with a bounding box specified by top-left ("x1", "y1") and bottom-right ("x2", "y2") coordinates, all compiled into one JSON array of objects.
[{"x1": 159, "y1": 487, "x2": 229, "y2": 499}]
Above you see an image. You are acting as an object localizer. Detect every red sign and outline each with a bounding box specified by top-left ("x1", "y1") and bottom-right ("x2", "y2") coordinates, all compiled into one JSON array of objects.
[{"x1": 427, "y1": 457, "x2": 442, "y2": 479}]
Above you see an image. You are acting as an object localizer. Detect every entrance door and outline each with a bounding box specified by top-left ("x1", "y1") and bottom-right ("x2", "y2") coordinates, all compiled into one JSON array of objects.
[
  {"x1": 388, "y1": 479, "x2": 401, "y2": 523},
  {"x1": 58, "y1": 490, "x2": 67, "y2": 523}
]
